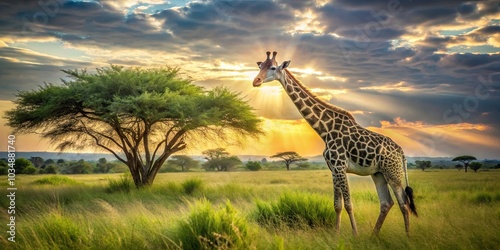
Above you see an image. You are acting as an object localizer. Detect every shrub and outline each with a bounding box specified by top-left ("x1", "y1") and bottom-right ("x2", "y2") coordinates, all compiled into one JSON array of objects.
[
  {"x1": 23, "y1": 165, "x2": 37, "y2": 174},
  {"x1": 175, "y1": 199, "x2": 251, "y2": 250},
  {"x1": 254, "y1": 192, "x2": 335, "y2": 228},
  {"x1": 246, "y1": 161, "x2": 262, "y2": 171},
  {"x1": 0, "y1": 166, "x2": 8, "y2": 175},
  {"x1": 106, "y1": 173, "x2": 134, "y2": 193},
  {"x1": 45, "y1": 164, "x2": 58, "y2": 174},
  {"x1": 32, "y1": 176, "x2": 78, "y2": 185},
  {"x1": 181, "y1": 178, "x2": 204, "y2": 195}
]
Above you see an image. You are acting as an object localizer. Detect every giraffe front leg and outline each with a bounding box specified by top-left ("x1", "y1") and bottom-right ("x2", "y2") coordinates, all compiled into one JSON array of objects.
[{"x1": 333, "y1": 180, "x2": 343, "y2": 234}]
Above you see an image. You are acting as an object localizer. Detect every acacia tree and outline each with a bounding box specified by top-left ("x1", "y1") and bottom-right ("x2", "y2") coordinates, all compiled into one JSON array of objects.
[
  {"x1": 452, "y1": 155, "x2": 477, "y2": 172},
  {"x1": 271, "y1": 151, "x2": 307, "y2": 171},
  {"x1": 469, "y1": 162, "x2": 482, "y2": 172},
  {"x1": 166, "y1": 155, "x2": 199, "y2": 171},
  {"x1": 202, "y1": 148, "x2": 241, "y2": 171},
  {"x1": 5, "y1": 66, "x2": 263, "y2": 187},
  {"x1": 415, "y1": 160, "x2": 432, "y2": 171}
]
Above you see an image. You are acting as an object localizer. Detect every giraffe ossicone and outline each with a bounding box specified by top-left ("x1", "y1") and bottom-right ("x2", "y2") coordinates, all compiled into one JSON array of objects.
[{"x1": 252, "y1": 51, "x2": 417, "y2": 236}]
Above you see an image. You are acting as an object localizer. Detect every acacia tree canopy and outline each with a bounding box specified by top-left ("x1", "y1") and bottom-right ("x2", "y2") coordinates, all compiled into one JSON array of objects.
[
  {"x1": 271, "y1": 151, "x2": 307, "y2": 171},
  {"x1": 452, "y1": 155, "x2": 477, "y2": 172},
  {"x1": 5, "y1": 65, "x2": 263, "y2": 187}
]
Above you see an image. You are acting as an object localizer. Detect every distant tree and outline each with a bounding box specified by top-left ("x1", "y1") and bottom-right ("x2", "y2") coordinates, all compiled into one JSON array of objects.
[
  {"x1": 246, "y1": 161, "x2": 262, "y2": 171},
  {"x1": 166, "y1": 155, "x2": 199, "y2": 171},
  {"x1": 62, "y1": 159, "x2": 93, "y2": 174},
  {"x1": 23, "y1": 165, "x2": 37, "y2": 174},
  {"x1": 94, "y1": 158, "x2": 115, "y2": 173},
  {"x1": 469, "y1": 162, "x2": 482, "y2": 172},
  {"x1": 44, "y1": 164, "x2": 58, "y2": 174},
  {"x1": 44, "y1": 159, "x2": 55, "y2": 165},
  {"x1": 57, "y1": 159, "x2": 65, "y2": 165},
  {"x1": 415, "y1": 160, "x2": 432, "y2": 171},
  {"x1": 495, "y1": 163, "x2": 500, "y2": 169},
  {"x1": 452, "y1": 155, "x2": 477, "y2": 172},
  {"x1": 14, "y1": 158, "x2": 33, "y2": 174},
  {"x1": 454, "y1": 164, "x2": 464, "y2": 171},
  {"x1": 271, "y1": 151, "x2": 308, "y2": 171},
  {"x1": 5, "y1": 65, "x2": 263, "y2": 188},
  {"x1": 202, "y1": 148, "x2": 241, "y2": 171},
  {"x1": 30, "y1": 157, "x2": 44, "y2": 168},
  {"x1": 261, "y1": 158, "x2": 268, "y2": 164},
  {"x1": 297, "y1": 162, "x2": 312, "y2": 169}
]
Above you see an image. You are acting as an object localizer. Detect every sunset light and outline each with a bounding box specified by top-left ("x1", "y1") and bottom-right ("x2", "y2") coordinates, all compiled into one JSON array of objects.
[{"x1": 0, "y1": 0, "x2": 498, "y2": 160}]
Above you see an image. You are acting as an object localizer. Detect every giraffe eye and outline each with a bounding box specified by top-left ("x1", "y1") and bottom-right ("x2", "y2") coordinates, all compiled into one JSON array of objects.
[{"x1": 270, "y1": 66, "x2": 276, "y2": 70}]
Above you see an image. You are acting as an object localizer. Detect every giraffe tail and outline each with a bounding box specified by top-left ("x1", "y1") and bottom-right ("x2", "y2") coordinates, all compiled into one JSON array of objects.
[
  {"x1": 405, "y1": 186, "x2": 418, "y2": 217},
  {"x1": 403, "y1": 156, "x2": 418, "y2": 217}
]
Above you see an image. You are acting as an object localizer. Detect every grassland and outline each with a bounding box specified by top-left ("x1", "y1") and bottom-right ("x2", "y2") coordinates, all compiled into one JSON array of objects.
[{"x1": 1, "y1": 170, "x2": 499, "y2": 249}]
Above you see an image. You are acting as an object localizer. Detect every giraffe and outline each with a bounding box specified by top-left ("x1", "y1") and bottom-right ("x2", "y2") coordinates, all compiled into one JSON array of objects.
[{"x1": 252, "y1": 51, "x2": 417, "y2": 236}]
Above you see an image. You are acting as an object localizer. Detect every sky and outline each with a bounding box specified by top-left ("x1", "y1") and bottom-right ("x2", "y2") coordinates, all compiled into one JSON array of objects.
[{"x1": 0, "y1": 0, "x2": 499, "y2": 159}]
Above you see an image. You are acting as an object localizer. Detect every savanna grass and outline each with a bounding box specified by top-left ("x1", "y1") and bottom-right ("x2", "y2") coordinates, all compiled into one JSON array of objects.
[
  {"x1": 2, "y1": 170, "x2": 499, "y2": 250},
  {"x1": 31, "y1": 175, "x2": 79, "y2": 186},
  {"x1": 181, "y1": 177, "x2": 204, "y2": 195},
  {"x1": 174, "y1": 199, "x2": 252, "y2": 250},
  {"x1": 254, "y1": 191, "x2": 336, "y2": 228},
  {"x1": 106, "y1": 173, "x2": 134, "y2": 193}
]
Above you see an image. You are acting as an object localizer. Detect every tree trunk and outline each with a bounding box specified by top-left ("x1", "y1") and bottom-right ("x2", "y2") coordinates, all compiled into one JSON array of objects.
[
  {"x1": 464, "y1": 163, "x2": 468, "y2": 172},
  {"x1": 286, "y1": 163, "x2": 290, "y2": 171}
]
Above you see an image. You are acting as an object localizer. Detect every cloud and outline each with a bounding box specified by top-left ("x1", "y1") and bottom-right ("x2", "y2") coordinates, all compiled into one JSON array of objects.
[{"x1": 0, "y1": 0, "x2": 498, "y2": 158}]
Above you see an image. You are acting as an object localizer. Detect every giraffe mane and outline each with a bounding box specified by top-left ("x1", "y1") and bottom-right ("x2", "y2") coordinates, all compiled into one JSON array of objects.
[{"x1": 284, "y1": 69, "x2": 356, "y2": 121}]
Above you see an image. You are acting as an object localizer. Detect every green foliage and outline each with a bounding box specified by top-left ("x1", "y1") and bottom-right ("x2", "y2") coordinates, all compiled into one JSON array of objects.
[
  {"x1": 44, "y1": 164, "x2": 59, "y2": 174},
  {"x1": 5, "y1": 65, "x2": 262, "y2": 187},
  {"x1": 175, "y1": 199, "x2": 251, "y2": 250},
  {"x1": 106, "y1": 173, "x2": 134, "y2": 193},
  {"x1": 61, "y1": 159, "x2": 93, "y2": 174},
  {"x1": 181, "y1": 178, "x2": 204, "y2": 195},
  {"x1": 166, "y1": 155, "x2": 199, "y2": 172},
  {"x1": 94, "y1": 158, "x2": 116, "y2": 173},
  {"x1": 202, "y1": 148, "x2": 242, "y2": 171},
  {"x1": 452, "y1": 155, "x2": 477, "y2": 172},
  {"x1": 14, "y1": 158, "x2": 33, "y2": 174},
  {"x1": 271, "y1": 151, "x2": 307, "y2": 171},
  {"x1": 469, "y1": 162, "x2": 482, "y2": 172},
  {"x1": 254, "y1": 192, "x2": 335, "y2": 228},
  {"x1": 32, "y1": 175, "x2": 78, "y2": 185},
  {"x1": 246, "y1": 161, "x2": 262, "y2": 171},
  {"x1": 23, "y1": 165, "x2": 37, "y2": 174},
  {"x1": 415, "y1": 160, "x2": 432, "y2": 171},
  {"x1": 0, "y1": 166, "x2": 7, "y2": 175}
]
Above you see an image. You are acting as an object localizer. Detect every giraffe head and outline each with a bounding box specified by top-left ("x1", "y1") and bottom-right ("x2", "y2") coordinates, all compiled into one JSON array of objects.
[{"x1": 252, "y1": 51, "x2": 291, "y2": 87}]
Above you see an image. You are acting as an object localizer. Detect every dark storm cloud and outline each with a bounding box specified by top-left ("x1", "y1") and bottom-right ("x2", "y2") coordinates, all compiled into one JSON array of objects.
[
  {"x1": 0, "y1": 47, "x2": 92, "y2": 100},
  {"x1": 0, "y1": 0, "x2": 498, "y2": 127}
]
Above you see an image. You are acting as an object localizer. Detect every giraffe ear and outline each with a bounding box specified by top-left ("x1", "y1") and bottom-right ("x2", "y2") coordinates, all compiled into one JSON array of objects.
[
  {"x1": 279, "y1": 60, "x2": 291, "y2": 70},
  {"x1": 256, "y1": 62, "x2": 262, "y2": 66}
]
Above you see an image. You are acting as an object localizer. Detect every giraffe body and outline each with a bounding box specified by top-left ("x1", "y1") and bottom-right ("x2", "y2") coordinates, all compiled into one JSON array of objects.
[{"x1": 253, "y1": 51, "x2": 417, "y2": 236}]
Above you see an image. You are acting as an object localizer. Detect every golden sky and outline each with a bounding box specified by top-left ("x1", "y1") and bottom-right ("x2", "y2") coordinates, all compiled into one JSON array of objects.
[{"x1": 0, "y1": 0, "x2": 499, "y2": 159}]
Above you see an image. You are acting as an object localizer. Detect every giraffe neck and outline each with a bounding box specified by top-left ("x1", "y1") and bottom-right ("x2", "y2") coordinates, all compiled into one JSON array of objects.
[{"x1": 279, "y1": 69, "x2": 356, "y2": 138}]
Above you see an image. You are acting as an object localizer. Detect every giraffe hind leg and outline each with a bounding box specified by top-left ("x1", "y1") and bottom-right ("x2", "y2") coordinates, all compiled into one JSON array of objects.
[
  {"x1": 388, "y1": 180, "x2": 411, "y2": 236},
  {"x1": 371, "y1": 173, "x2": 394, "y2": 235}
]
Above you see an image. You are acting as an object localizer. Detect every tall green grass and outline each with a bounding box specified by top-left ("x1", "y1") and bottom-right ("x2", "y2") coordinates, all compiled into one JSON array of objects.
[
  {"x1": 1, "y1": 170, "x2": 499, "y2": 250},
  {"x1": 254, "y1": 191, "x2": 335, "y2": 228},
  {"x1": 174, "y1": 199, "x2": 252, "y2": 250},
  {"x1": 106, "y1": 173, "x2": 134, "y2": 193},
  {"x1": 32, "y1": 175, "x2": 79, "y2": 186},
  {"x1": 181, "y1": 177, "x2": 204, "y2": 195}
]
